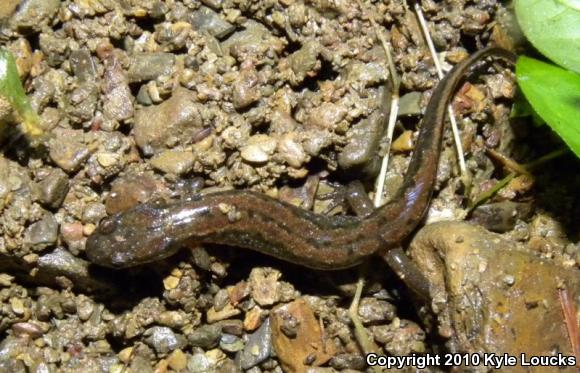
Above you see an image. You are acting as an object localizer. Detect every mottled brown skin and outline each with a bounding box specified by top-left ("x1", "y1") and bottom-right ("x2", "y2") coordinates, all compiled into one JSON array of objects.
[{"x1": 86, "y1": 48, "x2": 516, "y2": 272}]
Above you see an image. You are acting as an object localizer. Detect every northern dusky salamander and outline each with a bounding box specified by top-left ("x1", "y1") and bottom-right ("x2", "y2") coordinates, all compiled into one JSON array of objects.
[{"x1": 86, "y1": 47, "x2": 516, "y2": 278}]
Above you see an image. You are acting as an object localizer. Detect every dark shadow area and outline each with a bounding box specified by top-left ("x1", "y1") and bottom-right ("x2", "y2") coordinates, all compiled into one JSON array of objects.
[
  {"x1": 133, "y1": 15, "x2": 157, "y2": 33},
  {"x1": 300, "y1": 58, "x2": 340, "y2": 92},
  {"x1": 284, "y1": 38, "x2": 302, "y2": 54},
  {"x1": 527, "y1": 151, "x2": 580, "y2": 240},
  {"x1": 204, "y1": 243, "x2": 426, "y2": 325},
  {"x1": 0, "y1": 127, "x2": 49, "y2": 168},
  {"x1": 86, "y1": 264, "x2": 166, "y2": 310},
  {"x1": 458, "y1": 33, "x2": 477, "y2": 53},
  {"x1": 25, "y1": 32, "x2": 40, "y2": 52}
]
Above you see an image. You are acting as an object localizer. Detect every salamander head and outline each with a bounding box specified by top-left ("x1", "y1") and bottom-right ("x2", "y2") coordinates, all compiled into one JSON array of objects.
[{"x1": 85, "y1": 203, "x2": 176, "y2": 269}]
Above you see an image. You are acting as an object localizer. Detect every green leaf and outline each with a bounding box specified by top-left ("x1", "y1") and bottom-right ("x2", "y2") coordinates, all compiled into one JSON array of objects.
[
  {"x1": 516, "y1": 56, "x2": 580, "y2": 158},
  {"x1": 0, "y1": 48, "x2": 43, "y2": 137},
  {"x1": 511, "y1": 94, "x2": 546, "y2": 127},
  {"x1": 514, "y1": 0, "x2": 580, "y2": 73},
  {"x1": 510, "y1": 93, "x2": 534, "y2": 119}
]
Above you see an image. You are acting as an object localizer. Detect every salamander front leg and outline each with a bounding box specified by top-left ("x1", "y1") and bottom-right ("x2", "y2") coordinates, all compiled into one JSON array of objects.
[
  {"x1": 318, "y1": 180, "x2": 375, "y2": 216},
  {"x1": 335, "y1": 181, "x2": 431, "y2": 300}
]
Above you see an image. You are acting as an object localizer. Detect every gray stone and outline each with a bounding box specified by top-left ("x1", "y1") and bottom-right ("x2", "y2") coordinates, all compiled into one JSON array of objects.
[
  {"x1": 36, "y1": 168, "x2": 69, "y2": 209},
  {"x1": 10, "y1": 0, "x2": 60, "y2": 31},
  {"x1": 189, "y1": 6, "x2": 235, "y2": 39},
  {"x1": 237, "y1": 317, "x2": 272, "y2": 369},
  {"x1": 188, "y1": 324, "x2": 221, "y2": 349},
  {"x1": 144, "y1": 326, "x2": 186, "y2": 354},
  {"x1": 127, "y1": 53, "x2": 175, "y2": 83},
  {"x1": 24, "y1": 213, "x2": 58, "y2": 250},
  {"x1": 134, "y1": 88, "x2": 203, "y2": 155}
]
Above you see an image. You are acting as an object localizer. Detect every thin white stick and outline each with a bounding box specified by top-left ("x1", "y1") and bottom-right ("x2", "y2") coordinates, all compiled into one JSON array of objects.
[
  {"x1": 414, "y1": 2, "x2": 467, "y2": 176},
  {"x1": 367, "y1": 10, "x2": 400, "y2": 207},
  {"x1": 374, "y1": 96, "x2": 399, "y2": 207},
  {"x1": 346, "y1": 5, "x2": 397, "y2": 370}
]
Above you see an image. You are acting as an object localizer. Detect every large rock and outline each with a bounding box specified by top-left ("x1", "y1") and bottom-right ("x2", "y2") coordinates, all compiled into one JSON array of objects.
[
  {"x1": 133, "y1": 88, "x2": 203, "y2": 155},
  {"x1": 409, "y1": 221, "x2": 579, "y2": 373}
]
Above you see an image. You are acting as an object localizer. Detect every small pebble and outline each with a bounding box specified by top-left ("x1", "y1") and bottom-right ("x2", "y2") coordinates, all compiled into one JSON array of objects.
[
  {"x1": 12, "y1": 322, "x2": 45, "y2": 338},
  {"x1": 189, "y1": 6, "x2": 235, "y2": 38},
  {"x1": 82, "y1": 202, "x2": 106, "y2": 224},
  {"x1": 11, "y1": 298, "x2": 25, "y2": 315},
  {"x1": 357, "y1": 297, "x2": 396, "y2": 324},
  {"x1": 36, "y1": 168, "x2": 69, "y2": 209},
  {"x1": 157, "y1": 311, "x2": 186, "y2": 328},
  {"x1": 144, "y1": 326, "x2": 187, "y2": 354},
  {"x1": 228, "y1": 280, "x2": 250, "y2": 305},
  {"x1": 151, "y1": 150, "x2": 195, "y2": 175},
  {"x1": 238, "y1": 317, "x2": 272, "y2": 370},
  {"x1": 24, "y1": 213, "x2": 59, "y2": 249},
  {"x1": 105, "y1": 174, "x2": 164, "y2": 214},
  {"x1": 118, "y1": 347, "x2": 134, "y2": 364},
  {"x1": 76, "y1": 296, "x2": 95, "y2": 321},
  {"x1": 127, "y1": 52, "x2": 176, "y2": 83},
  {"x1": 134, "y1": 87, "x2": 203, "y2": 155},
  {"x1": 330, "y1": 353, "x2": 367, "y2": 370},
  {"x1": 392, "y1": 130, "x2": 414, "y2": 152},
  {"x1": 0, "y1": 274, "x2": 14, "y2": 287},
  {"x1": 187, "y1": 352, "x2": 215, "y2": 373},
  {"x1": 22, "y1": 254, "x2": 38, "y2": 264},
  {"x1": 249, "y1": 267, "x2": 281, "y2": 306},
  {"x1": 233, "y1": 67, "x2": 261, "y2": 109},
  {"x1": 163, "y1": 275, "x2": 180, "y2": 290},
  {"x1": 206, "y1": 303, "x2": 241, "y2": 323},
  {"x1": 243, "y1": 306, "x2": 263, "y2": 331},
  {"x1": 213, "y1": 289, "x2": 230, "y2": 312},
  {"x1": 167, "y1": 349, "x2": 187, "y2": 371},
  {"x1": 95, "y1": 152, "x2": 119, "y2": 168},
  {"x1": 82, "y1": 223, "x2": 96, "y2": 236},
  {"x1": 188, "y1": 324, "x2": 222, "y2": 349},
  {"x1": 503, "y1": 274, "x2": 516, "y2": 286},
  {"x1": 219, "y1": 319, "x2": 244, "y2": 336},
  {"x1": 49, "y1": 135, "x2": 91, "y2": 173},
  {"x1": 60, "y1": 222, "x2": 84, "y2": 245},
  {"x1": 307, "y1": 102, "x2": 347, "y2": 130},
  {"x1": 219, "y1": 333, "x2": 244, "y2": 352},
  {"x1": 240, "y1": 135, "x2": 277, "y2": 164},
  {"x1": 277, "y1": 134, "x2": 306, "y2": 168}
]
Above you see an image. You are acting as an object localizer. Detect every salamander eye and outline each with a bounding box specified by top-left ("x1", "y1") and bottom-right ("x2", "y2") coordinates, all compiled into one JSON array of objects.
[{"x1": 98, "y1": 217, "x2": 117, "y2": 234}]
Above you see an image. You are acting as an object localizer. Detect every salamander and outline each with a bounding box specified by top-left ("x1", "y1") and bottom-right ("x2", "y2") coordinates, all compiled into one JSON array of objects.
[{"x1": 86, "y1": 47, "x2": 516, "y2": 279}]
